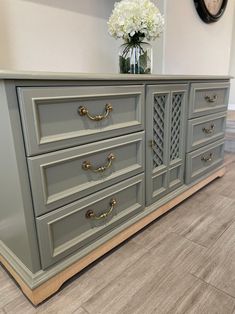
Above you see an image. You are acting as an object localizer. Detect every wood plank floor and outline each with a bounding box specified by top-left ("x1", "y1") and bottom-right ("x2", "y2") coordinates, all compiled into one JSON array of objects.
[{"x1": 0, "y1": 154, "x2": 235, "y2": 314}]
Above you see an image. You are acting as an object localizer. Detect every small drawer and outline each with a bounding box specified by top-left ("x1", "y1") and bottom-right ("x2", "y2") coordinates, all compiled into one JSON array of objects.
[
  {"x1": 189, "y1": 82, "x2": 229, "y2": 118},
  {"x1": 28, "y1": 132, "x2": 144, "y2": 216},
  {"x1": 187, "y1": 112, "x2": 226, "y2": 152},
  {"x1": 185, "y1": 139, "x2": 224, "y2": 184},
  {"x1": 36, "y1": 174, "x2": 145, "y2": 268},
  {"x1": 17, "y1": 85, "x2": 145, "y2": 156}
]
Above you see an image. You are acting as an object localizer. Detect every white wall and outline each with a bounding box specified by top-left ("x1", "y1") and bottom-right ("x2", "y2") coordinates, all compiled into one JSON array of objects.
[
  {"x1": 151, "y1": 0, "x2": 165, "y2": 73},
  {"x1": 163, "y1": 0, "x2": 235, "y2": 75},
  {"x1": 229, "y1": 5, "x2": 235, "y2": 107},
  {"x1": 0, "y1": 0, "x2": 120, "y2": 73},
  {"x1": 0, "y1": 0, "x2": 164, "y2": 74},
  {"x1": 0, "y1": 0, "x2": 234, "y2": 79}
]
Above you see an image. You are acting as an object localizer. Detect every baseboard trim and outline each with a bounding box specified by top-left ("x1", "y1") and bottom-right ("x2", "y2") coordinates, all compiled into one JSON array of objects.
[{"x1": 0, "y1": 241, "x2": 37, "y2": 286}]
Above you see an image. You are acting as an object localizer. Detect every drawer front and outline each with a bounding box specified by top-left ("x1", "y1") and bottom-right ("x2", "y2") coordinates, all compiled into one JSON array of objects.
[
  {"x1": 36, "y1": 174, "x2": 145, "y2": 268},
  {"x1": 189, "y1": 82, "x2": 229, "y2": 118},
  {"x1": 28, "y1": 132, "x2": 144, "y2": 216},
  {"x1": 185, "y1": 139, "x2": 224, "y2": 184},
  {"x1": 18, "y1": 85, "x2": 145, "y2": 156},
  {"x1": 187, "y1": 112, "x2": 226, "y2": 152}
]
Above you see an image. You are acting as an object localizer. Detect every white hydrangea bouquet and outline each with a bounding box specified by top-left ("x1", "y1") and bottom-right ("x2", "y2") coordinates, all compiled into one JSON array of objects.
[{"x1": 108, "y1": 0, "x2": 164, "y2": 74}]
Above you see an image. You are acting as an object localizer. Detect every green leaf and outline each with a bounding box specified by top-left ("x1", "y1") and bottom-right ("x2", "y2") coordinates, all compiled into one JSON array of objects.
[
  {"x1": 139, "y1": 51, "x2": 148, "y2": 70},
  {"x1": 119, "y1": 56, "x2": 130, "y2": 73}
]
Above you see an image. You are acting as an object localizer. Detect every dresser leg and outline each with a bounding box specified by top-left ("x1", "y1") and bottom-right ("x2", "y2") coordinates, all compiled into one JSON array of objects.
[{"x1": 217, "y1": 166, "x2": 226, "y2": 178}]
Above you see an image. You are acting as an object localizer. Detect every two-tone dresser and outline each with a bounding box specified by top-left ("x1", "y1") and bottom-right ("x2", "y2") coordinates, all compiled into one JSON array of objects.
[{"x1": 0, "y1": 71, "x2": 230, "y2": 304}]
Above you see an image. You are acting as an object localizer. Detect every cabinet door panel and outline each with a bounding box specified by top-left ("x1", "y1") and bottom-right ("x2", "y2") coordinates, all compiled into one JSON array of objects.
[
  {"x1": 152, "y1": 92, "x2": 169, "y2": 171},
  {"x1": 169, "y1": 91, "x2": 185, "y2": 164},
  {"x1": 146, "y1": 84, "x2": 188, "y2": 206},
  {"x1": 168, "y1": 90, "x2": 187, "y2": 192},
  {"x1": 152, "y1": 171, "x2": 168, "y2": 199},
  {"x1": 146, "y1": 88, "x2": 170, "y2": 204},
  {"x1": 169, "y1": 164, "x2": 183, "y2": 190}
]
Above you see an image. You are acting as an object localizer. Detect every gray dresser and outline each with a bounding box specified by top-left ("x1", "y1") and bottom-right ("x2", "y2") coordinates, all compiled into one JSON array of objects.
[{"x1": 0, "y1": 71, "x2": 230, "y2": 304}]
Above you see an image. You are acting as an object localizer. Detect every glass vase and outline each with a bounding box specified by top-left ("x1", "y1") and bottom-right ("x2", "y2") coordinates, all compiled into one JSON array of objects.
[{"x1": 119, "y1": 42, "x2": 152, "y2": 74}]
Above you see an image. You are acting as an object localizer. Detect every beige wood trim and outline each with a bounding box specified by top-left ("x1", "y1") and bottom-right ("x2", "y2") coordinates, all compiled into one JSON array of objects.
[{"x1": 0, "y1": 167, "x2": 226, "y2": 305}]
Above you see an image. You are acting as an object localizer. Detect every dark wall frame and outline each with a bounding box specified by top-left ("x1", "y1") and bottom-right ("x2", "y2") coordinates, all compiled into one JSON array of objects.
[{"x1": 194, "y1": 0, "x2": 228, "y2": 23}]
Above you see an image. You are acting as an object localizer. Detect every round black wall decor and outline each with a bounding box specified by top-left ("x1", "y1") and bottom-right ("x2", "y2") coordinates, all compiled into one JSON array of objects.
[{"x1": 194, "y1": 0, "x2": 228, "y2": 23}]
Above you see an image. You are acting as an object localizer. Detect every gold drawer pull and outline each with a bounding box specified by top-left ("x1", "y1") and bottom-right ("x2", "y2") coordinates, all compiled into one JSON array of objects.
[
  {"x1": 201, "y1": 152, "x2": 213, "y2": 162},
  {"x1": 78, "y1": 104, "x2": 113, "y2": 121},
  {"x1": 82, "y1": 153, "x2": 115, "y2": 173},
  {"x1": 86, "y1": 198, "x2": 117, "y2": 220},
  {"x1": 204, "y1": 95, "x2": 218, "y2": 103},
  {"x1": 202, "y1": 124, "x2": 215, "y2": 134}
]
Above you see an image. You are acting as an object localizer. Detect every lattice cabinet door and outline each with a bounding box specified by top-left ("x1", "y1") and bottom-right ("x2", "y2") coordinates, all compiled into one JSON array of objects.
[{"x1": 146, "y1": 84, "x2": 188, "y2": 206}]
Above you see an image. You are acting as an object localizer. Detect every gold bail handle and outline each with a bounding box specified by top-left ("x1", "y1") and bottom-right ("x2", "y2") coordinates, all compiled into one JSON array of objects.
[
  {"x1": 78, "y1": 104, "x2": 113, "y2": 121},
  {"x1": 82, "y1": 153, "x2": 116, "y2": 173},
  {"x1": 85, "y1": 198, "x2": 117, "y2": 220}
]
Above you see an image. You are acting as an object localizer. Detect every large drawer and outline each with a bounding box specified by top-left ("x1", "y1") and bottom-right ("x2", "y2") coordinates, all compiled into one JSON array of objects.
[
  {"x1": 28, "y1": 132, "x2": 144, "y2": 216},
  {"x1": 36, "y1": 174, "x2": 145, "y2": 268},
  {"x1": 189, "y1": 82, "x2": 229, "y2": 118},
  {"x1": 17, "y1": 85, "x2": 145, "y2": 156},
  {"x1": 185, "y1": 139, "x2": 224, "y2": 184},
  {"x1": 187, "y1": 112, "x2": 226, "y2": 152}
]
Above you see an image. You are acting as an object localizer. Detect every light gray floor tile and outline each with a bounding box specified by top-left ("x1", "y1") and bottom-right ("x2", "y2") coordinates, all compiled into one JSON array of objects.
[
  {"x1": 168, "y1": 277, "x2": 235, "y2": 314},
  {"x1": 192, "y1": 222, "x2": 235, "y2": 298}
]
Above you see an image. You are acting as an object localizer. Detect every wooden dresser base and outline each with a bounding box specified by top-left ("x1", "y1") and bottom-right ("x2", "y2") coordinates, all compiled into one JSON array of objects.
[{"x1": 0, "y1": 167, "x2": 226, "y2": 305}]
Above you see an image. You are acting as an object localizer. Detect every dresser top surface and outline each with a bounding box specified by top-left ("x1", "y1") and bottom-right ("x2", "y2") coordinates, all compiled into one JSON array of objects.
[{"x1": 0, "y1": 70, "x2": 232, "y2": 81}]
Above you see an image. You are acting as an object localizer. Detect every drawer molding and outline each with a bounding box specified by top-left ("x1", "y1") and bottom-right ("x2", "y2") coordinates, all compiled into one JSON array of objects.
[
  {"x1": 36, "y1": 174, "x2": 145, "y2": 268},
  {"x1": 189, "y1": 82, "x2": 229, "y2": 118},
  {"x1": 185, "y1": 138, "x2": 224, "y2": 184},
  {"x1": 28, "y1": 132, "x2": 145, "y2": 216},
  {"x1": 187, "y1": 112, "x2": 226, "y2": 152},
  {"x1": 18, "y1": 86, "x2": 145, "y2": 155}
]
